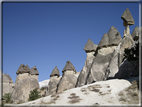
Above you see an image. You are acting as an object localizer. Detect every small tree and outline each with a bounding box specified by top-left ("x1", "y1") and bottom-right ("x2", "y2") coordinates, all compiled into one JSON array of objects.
[
  {"x1": 28, "y1": 88, "x2": 41, "y2": 101},
  {"x1": 2, "y1": 93, "x2": 12, "y2": 104},
  {"x1": 123, "y1": 42, "x2": 139, "y2": 61}
]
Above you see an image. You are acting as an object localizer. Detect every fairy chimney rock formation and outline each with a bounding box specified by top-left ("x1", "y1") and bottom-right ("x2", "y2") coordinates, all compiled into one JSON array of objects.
[
  {"x1": 98, "y1": 26, "x2": 122, "y2": 49},
  {"x1": 98, "y1": 33, "x2": 109, "y2": 48},
  {"x1": 46, "y1": 66, "x2": 60, "y2": 96},
  {"x1": 30, "y1": 66, "x2": 39, "y2": 81},
  {"x1": 108, "y1": 26, "x2": 122, "y2": 45},
  {"x1": 131, "y1": 26, "x2": 139, "y2": 41},
  {"x1": 83, "y1": 39, "x2": 98, "y2": 53},
  {"x1": 11, "y1": 64, "x2": 39, "y2": 104},
  {"x1": 121, "y1": 8, "x2": 135, "y2": 37},
  {"x1": 16, "y1": 64, "x2": 31, "y2": 82},
  {"x1": 3, "y1": 73, "x2": 14, "y2": 95},
  {"x1": 3, "y1": 73, "x2": 13, "y2": 83},
  {"x1": 76, "y1": 39, "x2": 97, "y2": 87},
  {"x1": 50, "y1": 66, "x2": 60, "y2": 78},
  {"x1": 62, "y1": 61, "x2": 76, "y2": 75},
  {"x1": 90, "y1": 26, "x2": 122, "y2": 82},
  {"x1": 56, "y1": 61, "x2": 77, "y2": 93}
]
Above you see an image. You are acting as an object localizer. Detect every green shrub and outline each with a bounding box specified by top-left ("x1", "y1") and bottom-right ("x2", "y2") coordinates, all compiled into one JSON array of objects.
[
  {"x1": 2, "y1": 93, "x2": 12, "y2": 104},
  {"x1": 28, "y1": 88, "x2": 41, "y2": 101},
  {"x1": 40, "y1": 87, "x2": 46, "y2": 91}
]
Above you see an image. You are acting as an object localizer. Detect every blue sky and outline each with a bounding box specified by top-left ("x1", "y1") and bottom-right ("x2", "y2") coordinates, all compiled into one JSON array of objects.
[{"x1": 2, "y1": 2, "x2": 139, "y2": 83}]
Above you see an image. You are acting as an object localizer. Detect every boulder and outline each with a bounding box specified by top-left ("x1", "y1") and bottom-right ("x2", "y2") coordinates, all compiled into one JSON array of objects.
[
  {"x1": 131, "y1": 26, "x2": 139, "y2": 41},
  {"x1": 121, "y1": 8, "x2": 135, "y2": 26},
  {"x1": 56, "y1": 61, "x2": 77, "y2": 93},
  {"x1": 11, "y1": 77, "x2": 39, "y2": 104},
  {"x1": 46, "y1": 66, "x2": 60, "y2": 96},
  {"x1": 76, "y1": 39, "x2": 97, "y2": 87}
]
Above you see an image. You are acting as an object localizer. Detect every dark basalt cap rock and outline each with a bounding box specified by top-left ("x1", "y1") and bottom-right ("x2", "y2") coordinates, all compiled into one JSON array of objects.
[
  {"x1": 62, "y1": 61, "x2": 76, "y2": 73},
  {"x1": 16, "y1": 64, "x2": 30, "y2": 75},
  {"x1": 107, "y1": 26, "x2": 122, "y2": 45},
  {"x1": 30, "y1": 66, "x2": 39, "y2": 75},
  {"x1": 83, "y1": 39, "x2": 98, "y2": 52},
  {"x1": 98, "y1": 26, "x2": 122, "y2": 48},
  {"x1": 121, "y1": 8, "x2": 135, "y2": 26},
  {"x1": 131, "y1": 26, "x2": 139, "y2": 41},
  {"x1": 98, "y1": 33, "x2": 109, "y2": 48},
  {"x1": 50, "y1": 66, "x2": 60, "y2": 77},
  {"x1": 3, "y1": 73, "x2": 13, "y2": 83}
]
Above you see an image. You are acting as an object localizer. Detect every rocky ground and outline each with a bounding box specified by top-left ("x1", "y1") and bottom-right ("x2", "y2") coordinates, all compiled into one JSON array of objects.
[{"x1": 4, "y1": 78, "x2": 141, "y2": 106}]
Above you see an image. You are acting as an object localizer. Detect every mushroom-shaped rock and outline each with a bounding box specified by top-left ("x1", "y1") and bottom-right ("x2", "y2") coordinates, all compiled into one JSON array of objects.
[
  {"x1": 30, "y1": 66, "x2": 39, "y2": 75},
  {"x1": 76, "y1": 40, "x2": 97, "y2": 87},
  {"x1": 16, "y1": 64, "x2": 25, "y2": 74},
  {"x1": 131, "y1": 26, "x2": 139, "y2": 41},
  {"x1": 16, "y1": 64, "x2": 30, "y2": 75},
  {"x1": 3, "y1": 73, "x2": 13, "y2": 83},
  {"x1": 56, "y1": 61, "x2": 77, "y2": 93},
  {"x1": 46, "y1": 66, "x2": 60, "y2": 96},
  {"x1": 121, "y1": 8, "x2": 135, "y2": 26},
  {"x1": 107, "y1": 26, "x2": 122, "y2": 46},
  {"x1": 50, "y1": 66, "x2": 60, "y2": 77},
  {"x1": 62, "y1": 61, "x2": 76, "y2": 73},
  {"x1": 98, "y1": 33, "x2": 109, "y2": 48},
  {"x1": 83, "y1": 39, "x2": 97, "y2": 52},
  {"x1": 98, "y1": 26, "x2": 122, "y2": 48}
]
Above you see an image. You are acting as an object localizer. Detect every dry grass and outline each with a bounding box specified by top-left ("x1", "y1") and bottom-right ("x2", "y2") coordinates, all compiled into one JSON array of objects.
[
  {"x1": 68, "y1": 93, "x2": 82, "y2": 104},
  {"x1": 43, "y1": 101, "x2": 55, "y2": 104},
  {"x1": 119, "y1": 97, "x2": 126, "y2": 102},
  {"x1": 107, "y1": 86, "x2": 110, "y2": 88},
  {"x1": 68, "y1": 98, "x2": 81, "y2": 104},
  {"x1": 81, "y1": 88, "x2": 87, "y2": 92},
  {"x1": 132, "y1": 92, "x2": 139, "y2": 97},
  {"x1": 68, "y1": 96, "x2": 79, "y2": 99},
  {"x1": 84, "y1": 92, "x2": 89, "y2": 95},
  {"x1": 70, "y1": 93, "x2": 76, "y2": 96},
  {"x1": 51, "y1": 94, "x2": 57, "y2": 97},
  {"x1": 118, "y1": 92, "x2": 124, "y2": 96}
]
